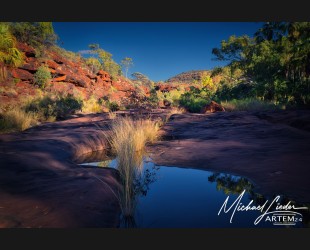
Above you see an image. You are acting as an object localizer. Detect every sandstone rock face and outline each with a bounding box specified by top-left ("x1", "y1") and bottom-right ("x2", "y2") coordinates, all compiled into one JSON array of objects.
[
  {"x1": 201, "y1": 101, "x2": 225, "y2": 113},
  {"x1": 18, "y1": 60, "x2": 39, "y2": 73},
  {"x1": 3, "y1": 42, "x2": 150, "y2": 106},
  {"x1": 97, "y1": 70, "x2": 112, "y2": 83},
  {"x1": 44, "y1": 60, "x2": 59, "y2": 70},
  {"x1": 166, "y1": 70, "x2": 208, "y2": 84},
  {"x1": 52, "y1": 75, "x2": 66, "y2": 82},
  {"x1": 11, "y1": 68, "x2": 33, "y2": 81},
  {"x1": 155, "y1": 82, "x2": 192, "y2": 93},
  {"x1": 16, "y1": 43, "x2": 36, "y2": 57},
  {"x1": 65, "y1": 73, "x2": 90, "y2": 88}
]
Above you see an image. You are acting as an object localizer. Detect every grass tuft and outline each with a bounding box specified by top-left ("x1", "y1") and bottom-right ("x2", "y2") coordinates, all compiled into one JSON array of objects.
[
  {"x1": 102, "y1": 116, "x2": 160, "y2": 218},
  {"x1": 81, "y1": 96, "x2": 102, "y2": 114},
  {"x1": 0, "y1": 107, "x2": 37, "y2": 132},
  {"x1": 220, "y1": 98, "x2": 281, "y2": 112}
]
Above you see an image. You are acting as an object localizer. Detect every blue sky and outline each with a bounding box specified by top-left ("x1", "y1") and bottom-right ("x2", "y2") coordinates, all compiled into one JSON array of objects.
[{"x1": 53, "y1": 22, "x2": 263, "y2": 82}]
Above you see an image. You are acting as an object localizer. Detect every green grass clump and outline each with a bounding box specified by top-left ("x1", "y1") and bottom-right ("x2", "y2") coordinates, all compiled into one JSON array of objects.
[{"x1": 220, "y1": 98, "x2": 281, "y2": 111}]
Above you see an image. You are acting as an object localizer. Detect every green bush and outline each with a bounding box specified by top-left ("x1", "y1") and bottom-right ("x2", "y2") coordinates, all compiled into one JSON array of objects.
[
  {"x1": 108, "y1": 101, "x2": 120, "y2": 112},
  {"x1": 179, "y1": 87, "x2": 210, "y2": 113},
  {"x1": 162, "y1": 89, "x2": 183, "y2": 107},
  {"x1": 25, "y1": 95, "x2": 82, "y2": 120},
  {"x1": 33, "y1": 65, "x2": 51, "y2": 89},
  {"x1": 147, "y1": 89, "x2": 159, "y2": 108}
]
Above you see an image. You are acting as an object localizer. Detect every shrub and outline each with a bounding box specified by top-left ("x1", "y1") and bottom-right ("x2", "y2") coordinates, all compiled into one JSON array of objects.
[
  {"x1": 108, "y1": 101, "x2": 120, "y2": 112},
  {"x1": 55, "y1": 95, "x2": 82, "y2": 118},
  {"x1": 147, "y1": 89, "x2": 159, "y2": 108},
  {"x1": 33, "y1": 65, "x2": 51, "y2": 89},
  {"x1": 163, "y1": 89, "x2": 183, "y2": 106},
  {"x1": 179, "y1": 87, "x2": 210, "y2": 113},
  {"x1": 25, "y1": 94, "x2": 82, "y2": 120},
  {"x1": 81, "y1": 96, "x2": 102, "y2": 113}
]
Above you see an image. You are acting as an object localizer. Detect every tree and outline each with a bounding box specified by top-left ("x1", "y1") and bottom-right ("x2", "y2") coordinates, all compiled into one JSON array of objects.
[
  {"x1": 85, "y1": 57, "x2": 101, "y2": 74},
  {"x1": 88, "y1": 43, "x2": 100, "y2": 51},
  {"x1": 131, "y1": 72, "x2": 154, "y2": 88},
  {"x1": 212, "y1": 22, "x2": 310, "y2": 105},
  {"x1": 201, "y1": 73, "x2": 216, "y2": 94},
  {"x1": 121, "y1": 57, "x2": 133, "y2": 78},
  {"x1": 212, "y1": 35, "x2": 254, "y2": 73},
  {"x1": 85, "y1": 44, "x2": 122, "y2": 79}
]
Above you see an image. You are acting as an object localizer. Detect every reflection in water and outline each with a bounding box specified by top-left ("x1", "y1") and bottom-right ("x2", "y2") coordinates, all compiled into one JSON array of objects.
[
  {"x1": 117, "y1": 151, "x2": 159, "y2": 228},
  {"x1": 78, "y1": 152, "x2": 309, "y2": 228},
  {"x1": 119, "y1": 164, "x2": 158, "y2": 228},
  {"x1": 208, "y1": 173, "x2": 266, "y2": 205},
  {"x1": 208, "y1": 173, "x2": 253, "y2": 195}
]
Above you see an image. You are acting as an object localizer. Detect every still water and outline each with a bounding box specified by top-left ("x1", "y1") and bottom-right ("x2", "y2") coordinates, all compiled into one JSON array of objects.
[{"x1": 79, "y1": 157, "x2": 309, "y2": 228}]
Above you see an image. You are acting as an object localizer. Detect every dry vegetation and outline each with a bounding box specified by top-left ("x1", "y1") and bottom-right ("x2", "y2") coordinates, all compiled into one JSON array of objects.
[{"x1": 102, "y1": 116, "x2": 160, "y2": 217}]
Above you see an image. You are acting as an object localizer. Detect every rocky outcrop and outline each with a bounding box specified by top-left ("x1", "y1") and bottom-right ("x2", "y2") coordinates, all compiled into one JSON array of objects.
[
  {"x1": 2, "y1": 42, "x2": 150, "y2": 106},
  {"x1": 11, "y1": 68, "x2": 33, "y2": 81},
  {"x1": 17, "y1": 43, "x2": 36, "y2": 57},
  {"x1": 44, "y1": 59, "x2": 59, "y2": 70},
  {"x1": 155, "y1": 82, "x2": 192, "y2": 93},
  {"x1": 166, "y1": 70, "x2": 209, "y2": 84},
  {"x1": 201, "y1": 101, "x2": 225, "y2": 113},
  {"x1": 18, "y1": 60, "x2": 39, "y2": 73}
]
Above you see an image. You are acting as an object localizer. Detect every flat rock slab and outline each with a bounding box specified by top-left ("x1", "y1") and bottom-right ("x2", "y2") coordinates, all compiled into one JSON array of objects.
[
  {"x1": 0, "y1": 113, "x2": 121, "y2": 228},
  {"x1": 149, "y1": 110, "x2": 310, "y2": 203}
]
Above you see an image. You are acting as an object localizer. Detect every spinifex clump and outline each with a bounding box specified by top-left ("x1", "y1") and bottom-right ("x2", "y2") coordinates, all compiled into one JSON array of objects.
[{"x1": 104, "y1": 117, "x2": 160, "y2": 225}]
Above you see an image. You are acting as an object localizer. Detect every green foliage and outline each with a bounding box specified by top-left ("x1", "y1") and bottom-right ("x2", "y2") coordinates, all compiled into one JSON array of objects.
[
  {"x1": 201, "y1": 73, "x2": 217, "y2": 94},
  {"x1": 33, "y1": 65, "x2": 51, "y2": 89},
  {"x1": 162, "y1": 89, "x2": 183, "y2": 106},
  {"x1": 25, "y1": 94, "x2": 82, "y2": 120},
  {"x1": 179, "y1": 86, "x2": 210, "y2": 112},
  {"x1": 0, "y1": 23, "x2": 24, "y2": 71},
  {"x1": 131, "y1": 72, "x2": 154, "y2": 89},
  {"x1": 147, "y1": 89, "x2": 159, "y2": 108},
  {"x1": 212, "y1": 22, "x2": 310, "y2": 106},
  {"x1": 85, "y1": 57, "x2": 101, "y2": 74},
  {"x1": 208, "y1": 173, "x2": 253, "y2": 195},
  {"x1": 10, "y1": 22, "x2": 57, "y2": 48},
  {"x1": 88, "y1": 43, "x2": 100, "y2": 51},
  {"x1": 86, "y1": 45, "x2": 122, "y2": 79},
  {"x1": 214, "y1": 81, "x2": 256, "y2": 101},
  {"x1": 103, "y1": 59, "x2": 122, "y2": 80},
  {"x1": 107, "y1": 101, "x2": 120, "y2": 112}
]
